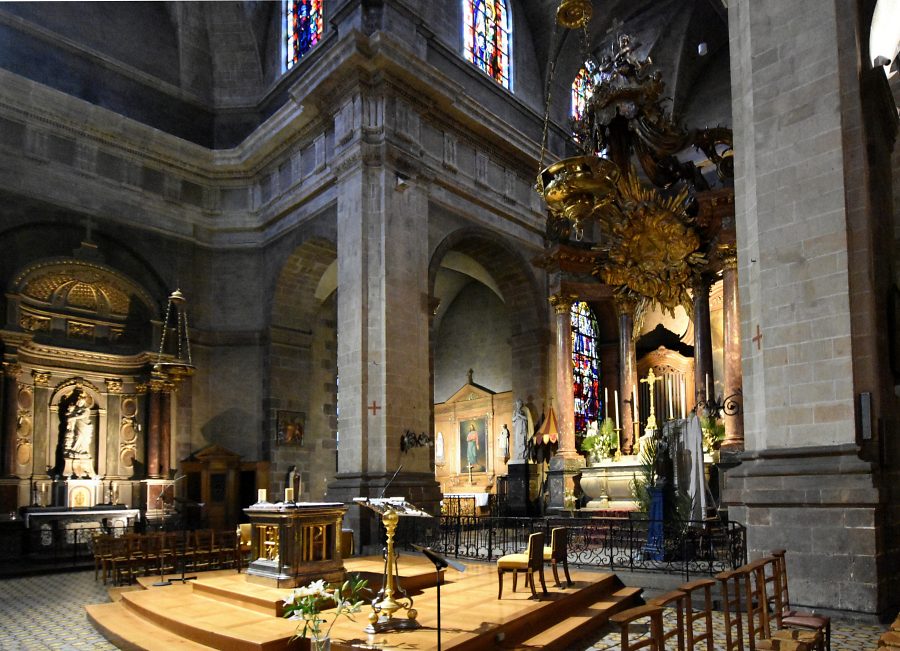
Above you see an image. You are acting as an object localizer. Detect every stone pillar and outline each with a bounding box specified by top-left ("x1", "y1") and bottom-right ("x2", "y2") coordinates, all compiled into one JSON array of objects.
[
  {"x1": 31, "y1": 371, "x2": 51, "y2": 478},
  {"x1": 719, "y1": 245, "x2": 743, "y2": 451},
  {"x1": 327, "y1": 98, "x2": 440, "y2": 552},
  {"x1": 692, "y1": 275, "x2": 714, "y2": 405},
  {"x1": 547, "y1": 294, "x2": 584, "y2": 510},
  {"x1": 2, "y1": 363, "x2": 21, "y2": 477},
  {"x1": 615, "y1": 297, "x2": 638, "y2": 454},
  {"x1": 147, "y1": 385, "x2": 162, "y2": 479}
]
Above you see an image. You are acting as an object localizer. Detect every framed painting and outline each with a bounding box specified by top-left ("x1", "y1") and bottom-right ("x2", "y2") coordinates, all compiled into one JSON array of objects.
[
  {"x1": 276, "y1": 411, "x2": 305, "y2": 446},
  {"x1": 459, "y1": 417, "x2": 487, "y2": 472}
]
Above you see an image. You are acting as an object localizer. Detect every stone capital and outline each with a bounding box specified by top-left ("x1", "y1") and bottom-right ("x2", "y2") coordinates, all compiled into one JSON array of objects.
[
  {"x1": 718, "y1": 243, "x2": 738, "y2": 271},
  {"x1": 613, "y1": 294, "x2": 638, "y2": 316},
  {"x1": 31, "y1": 370, "x2": 51, "y2": 386},
  {"x1": 548, "y1": 293, "x2": 577, "y2": 315}
]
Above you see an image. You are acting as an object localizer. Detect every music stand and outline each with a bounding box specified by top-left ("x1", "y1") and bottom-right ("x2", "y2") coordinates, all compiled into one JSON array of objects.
[
  {"x1": 412, "y1": 545, "x2": 465, "y2": 651},
  {"x1": 353, "y1": 497, "x2": 431, "y2": 633}
]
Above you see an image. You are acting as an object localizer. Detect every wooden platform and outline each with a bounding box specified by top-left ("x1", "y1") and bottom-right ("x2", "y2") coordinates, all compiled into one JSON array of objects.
[{"x1": 87, "y1": 555, "x2": 642, "y2": 651}]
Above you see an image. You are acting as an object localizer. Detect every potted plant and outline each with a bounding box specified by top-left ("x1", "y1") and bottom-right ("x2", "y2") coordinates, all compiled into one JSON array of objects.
[{"x1": 283, "y1": 575, "x2": 369, "y2": 651}]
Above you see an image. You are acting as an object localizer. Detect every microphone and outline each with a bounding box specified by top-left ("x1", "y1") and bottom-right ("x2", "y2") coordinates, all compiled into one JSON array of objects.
[
  {"x1": 380, "y1": 464, "x2": 403, "y2": 499},
  {"x1": 411, "y1": 544, "x2": 466, "y2": 573}
]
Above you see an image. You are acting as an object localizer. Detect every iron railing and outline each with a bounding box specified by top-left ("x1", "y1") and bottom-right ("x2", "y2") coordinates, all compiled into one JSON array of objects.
[{"x1": 396, "y1": 514, "x2": 746, "y2": 580}]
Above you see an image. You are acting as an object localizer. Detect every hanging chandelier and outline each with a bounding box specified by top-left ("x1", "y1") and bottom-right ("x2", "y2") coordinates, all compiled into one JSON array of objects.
[{"x1": 154, "y1": 288, "x2": 194, "y2": 381}]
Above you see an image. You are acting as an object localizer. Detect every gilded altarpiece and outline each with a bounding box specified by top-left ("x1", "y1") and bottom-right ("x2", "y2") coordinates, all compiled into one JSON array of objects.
[
  {"x1": 433, "y1": 381, "x2": 513, "y2": 496},
  {"x1": 0, "y1": 257, "x2": 162, "y2": 513}
]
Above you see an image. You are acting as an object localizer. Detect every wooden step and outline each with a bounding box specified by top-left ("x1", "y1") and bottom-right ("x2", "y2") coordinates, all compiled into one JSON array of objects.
[
  {"x1": 502, "y1": 586, "x2": 643, "y2": 650},
  {"x1": 118, "y1": 585, "x2": 296, "y2": 651},
  {"x1": 86, "y1": 602, "x2": 216, "y2": 651}
]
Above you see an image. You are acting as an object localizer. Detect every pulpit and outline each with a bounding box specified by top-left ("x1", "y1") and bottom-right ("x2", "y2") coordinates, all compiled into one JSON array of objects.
[{"x1": 243, "y1": 501, "x2": 348, "y2": 588}]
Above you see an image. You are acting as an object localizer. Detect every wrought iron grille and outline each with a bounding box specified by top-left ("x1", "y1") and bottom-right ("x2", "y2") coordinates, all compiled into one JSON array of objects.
[{"x1": 396, "y1": 514, "x2": 746, "y2": 580}]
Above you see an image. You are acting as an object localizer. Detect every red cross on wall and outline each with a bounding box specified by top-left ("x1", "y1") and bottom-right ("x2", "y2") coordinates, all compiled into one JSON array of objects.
[
  {"x1": 368, "y1": 400, "x2": 381, "y2": 416},
  {"x1": 752, "y1": 324, "x2": 763, "y2": 350}
]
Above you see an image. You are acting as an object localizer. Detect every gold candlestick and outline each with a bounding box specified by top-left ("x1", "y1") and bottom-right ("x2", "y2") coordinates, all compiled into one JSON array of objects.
[{"x1": 641, "y1": 368, "x2": 662, "y2": 435}]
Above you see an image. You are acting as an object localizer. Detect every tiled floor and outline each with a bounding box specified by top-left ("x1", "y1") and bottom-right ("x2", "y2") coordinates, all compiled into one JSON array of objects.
[{"x1": 0, "y1": 569, "x2": 887, "y2": 650}]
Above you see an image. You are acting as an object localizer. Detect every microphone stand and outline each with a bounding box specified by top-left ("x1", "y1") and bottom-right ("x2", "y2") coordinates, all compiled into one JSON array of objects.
[{"x1": 412, "y1": 545, "x2": 466, "y2": 651}]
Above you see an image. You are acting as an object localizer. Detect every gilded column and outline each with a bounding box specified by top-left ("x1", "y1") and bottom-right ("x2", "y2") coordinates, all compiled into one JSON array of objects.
[
  {"x1": 548, "y1": 293, "x2": 577, "y2": 458},
  {"x1": 615, "y1": 296, "x2": 639, "y2": 454},
  {"x1": 719, "y1": 245, "x2": 744, "y2": 451},
  {"x1": 692, "y1": 275, "x2": 715, "y2": 405},
  {"x1": 159, "y1": 389, "x2": 171, "y2": 479},
  {"x1": 147, "y1": 371, "x2": 165, "y2": 479},
  {"x1": 2, "y1": 363, "x2": 21, "y2": 477}
]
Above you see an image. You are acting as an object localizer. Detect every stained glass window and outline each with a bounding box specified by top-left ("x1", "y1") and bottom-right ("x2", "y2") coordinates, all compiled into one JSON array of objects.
[
  {"x1": 571, "y1": 66, "x2": 594, "y2": 120},
  {"x1": 462, "y1": 0, "x2": 512, "y2": 89},
  {"x1": 284, "y1": 0, "x2": 323, "y2": 72},
  {"x1": 571, "y1": 301, "x2": 601, "y2": 435}
]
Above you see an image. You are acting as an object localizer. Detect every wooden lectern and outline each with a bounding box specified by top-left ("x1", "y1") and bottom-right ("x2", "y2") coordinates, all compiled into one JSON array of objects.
[{"x1": 243, "y1": 501, "x2": 348, "y2": 588}]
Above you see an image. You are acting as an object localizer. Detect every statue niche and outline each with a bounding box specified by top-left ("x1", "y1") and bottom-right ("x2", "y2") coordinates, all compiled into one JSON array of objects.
[{"x1": 54, "y1": 386, "x2": 99, "y2": 479}]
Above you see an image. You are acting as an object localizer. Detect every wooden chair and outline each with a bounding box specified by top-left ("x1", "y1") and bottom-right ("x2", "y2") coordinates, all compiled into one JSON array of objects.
[
  {"x1": 497, "y1": 531, "x2": 546, "y2": 599},
  {"x1": 648, "y1": 589, "x2": 687, "y2": 651},
  {"x1": 238, "y1": 523, "x2": 252, "y2": 572},
  {"x1": 92, "y1": 534, "x2": 113, "y2": 583},
  {"x1": 191, "y1": 529, "x2": 213, "y2": 571},
  {"x1": 679, "y1": 578, "x2": 716, "y2": 651},
  {"x1": 543, "y1": 526, "x2": 572, "y2": 587},
  {"x1": 609, "y1": 604, "x2": 666, "y2": 651},
  {"x1": 107, "y1": 535, "x2": 132, "y2": 586},
  {"x1": 770, "y1": 550, "x2": 831, "y2": 651},
  {"x1": 715, "y1": 569, "x2": 745, "y2": 651},
  {"x1": 140, "y1": 533, "x2": 163, "y2": 577},
  {"x1": 215, "y1": 529, "x2": 238, "y2": 569},
  {"x1": 742, "y1": 560, "x2": 821, "y2": 651}
]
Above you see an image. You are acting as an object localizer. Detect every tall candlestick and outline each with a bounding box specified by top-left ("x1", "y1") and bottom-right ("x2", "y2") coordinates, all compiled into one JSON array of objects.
[
  {"x1": 680, "y1": 376, "x2": 687, "y2": 417},
  {"x1": 614, "y1": 389, "x2": 620, "y2": 429},
  {"x1": 632, "y1": 384, "x2": 638, "y2": 422},
  {"x1": 705, "y1": 373, "x2": 710, "y2": 401},
  {"x1": 605, "y1": 387, "x2": 609, "y2": 419}
]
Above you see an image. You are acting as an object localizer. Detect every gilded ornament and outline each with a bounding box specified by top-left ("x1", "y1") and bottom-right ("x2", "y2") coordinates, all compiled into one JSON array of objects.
[
  {"x1": 32, "y1": 370, "x2": 51, "y2": 386},
  {"x1": 548, "y1": 293, "x2": 578, "y2": 315},
  {"x1": 556, "y1": 0, "x2": 593, "y2": 29}
]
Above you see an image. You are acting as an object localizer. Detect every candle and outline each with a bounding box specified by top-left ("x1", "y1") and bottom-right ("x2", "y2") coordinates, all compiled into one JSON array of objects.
[
  {"x1": 680, "y1": 377, "x2": 687, "y2": 417},
  {"x1": 632, "y1": 384, "x2": 638, "y2": 421},
  {"x1": 604, "y1": 387, "x2": 609, "y2": 419},
  {"x1": 285, "y1": 487, "x2": 294, "y2": 503},
  {"x1": 614, "y1": 389, "x2": 620, "y2": 429},
  {"x1": 705, "y1": 373, "x2": 710, "y2": 401},
  {"x1": 258, "y1": 488, "x2": 267, "y2": 503}
]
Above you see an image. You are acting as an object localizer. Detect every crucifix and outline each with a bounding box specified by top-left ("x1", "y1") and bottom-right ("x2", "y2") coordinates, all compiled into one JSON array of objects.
[
  {"x1": 368, "y1": 400, "x2": 381, "y2": 416},
  {"x1": 641, "y1": 368, "x2": 662, "y2": 436},
  {"x1": 752, "y1": 324, "x2": 763, "y2": 350}
]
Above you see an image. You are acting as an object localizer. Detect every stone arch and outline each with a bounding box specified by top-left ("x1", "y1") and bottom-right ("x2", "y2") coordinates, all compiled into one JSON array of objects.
[
  {"x1": 266, "y1": 236, "x2": 338, "y2": 501},
  {"x1": 429, "y1": 226, "x2": 548, "y2": 410}
]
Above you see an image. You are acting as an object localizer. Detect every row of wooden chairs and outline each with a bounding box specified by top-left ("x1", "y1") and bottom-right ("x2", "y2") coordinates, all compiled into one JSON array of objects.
[
  {"x1": 610, "y1": 549, "x2": 830, "y2": 651},
  {"x1": 92, "y1": 529, "x2": 240, "y2": 586},
  {"x1": 496, "y1": 527, "x2": 572, "y2": 599}
]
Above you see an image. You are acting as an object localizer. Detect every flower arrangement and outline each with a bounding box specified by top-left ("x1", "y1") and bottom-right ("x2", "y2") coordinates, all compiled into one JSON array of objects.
[
  {"x1": 579, "y1": 418, "x2": 619, "y2": 463},
  {"x1": 282, "y1": 575, "x2": 369, "y2": 650}
]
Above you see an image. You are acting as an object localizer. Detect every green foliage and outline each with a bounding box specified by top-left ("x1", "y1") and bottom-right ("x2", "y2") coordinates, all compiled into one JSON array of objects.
[
  {"x1": 700, "y1": 415, "x2": 725, "y2": 453},
  {"x1": 579, "y1": 418, "x2": 619, "y2": 459},
  {"x1": 628, "y1": 436, "x2": 657, "y2": 513},
  {"x1": 283, "y1": 574, "x2": 370, "y2": 648}
]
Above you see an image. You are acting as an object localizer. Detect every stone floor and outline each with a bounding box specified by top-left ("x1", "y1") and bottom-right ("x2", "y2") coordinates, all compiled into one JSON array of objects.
[{"x1": 0, "y1": 569, "x2": 886, "y2": 650}]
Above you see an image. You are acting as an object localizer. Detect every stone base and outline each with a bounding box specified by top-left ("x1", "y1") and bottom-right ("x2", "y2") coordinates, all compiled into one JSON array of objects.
[
  {"x1": 548, "y1": 453, "x2": 585, "y2": 510},
  {"x1": 722, "y1": 444, "x2": 886, "y2": 618},
  {"x1": 505, "y1": 461, "x2": 535, "y2": 516}
]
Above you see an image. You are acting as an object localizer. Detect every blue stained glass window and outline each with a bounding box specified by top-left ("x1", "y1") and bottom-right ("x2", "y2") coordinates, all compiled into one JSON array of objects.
[
  {"x1": 463, "y1": 0, "x2": 512, "y2": 89},
  {"x1": 571, "y1": 66, "x2": 594, "y2": 120},
  {"x1": 571, "y1": 301, "x2": 601, "y2": 435},
  {"x1": 284, "y1": 0, "x2": 323, "y2": 72}
]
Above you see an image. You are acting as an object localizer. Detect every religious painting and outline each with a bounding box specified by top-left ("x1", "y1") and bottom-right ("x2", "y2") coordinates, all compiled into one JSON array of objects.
[
  {"x1": 459, "y1": 417, "x2": 487, "y2": 472},
  {"x1": 276, "y1": 411, "x2": 305, "y2": 445}
]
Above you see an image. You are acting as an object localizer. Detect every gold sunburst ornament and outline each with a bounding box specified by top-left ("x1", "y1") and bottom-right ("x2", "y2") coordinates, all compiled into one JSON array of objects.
[{"x1": 556, "y1": 0, "x2": 593, "y2": 29}]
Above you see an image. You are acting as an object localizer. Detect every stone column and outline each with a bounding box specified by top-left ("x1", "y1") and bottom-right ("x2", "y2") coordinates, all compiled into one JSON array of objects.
[
  {"x1": 2, "y1": 363, "x2": 21, "y2": 477},
  {"x1": 547, "y1": 294, "x2": 583, "y2": 511},
  {"x1": 31, "y1": 371, "x2": 51, "y2": 478},
  {"x1": 719, "y1": 245, "x2": 744, "y2": 451},
  {"x1": 615, "y1": 297, "x2": 638, "y2": 454},
  {"x1": 692, "y1": 275, "x2": 714, "y2": 405},
  {"x1": 327, "y1": 95, "x2": 440, "y2": 552}
]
